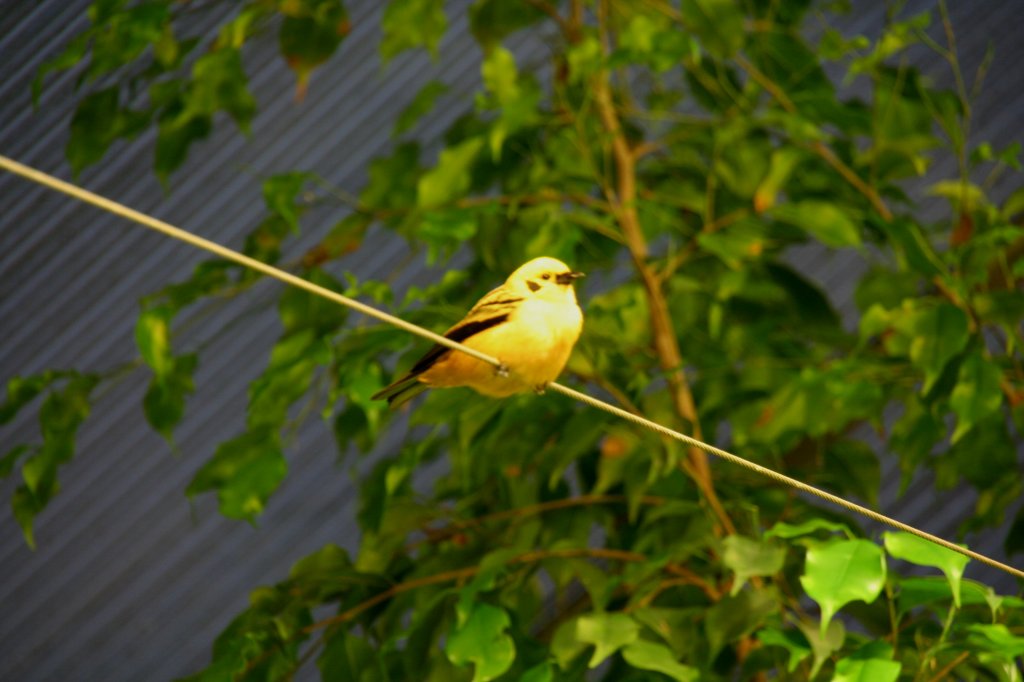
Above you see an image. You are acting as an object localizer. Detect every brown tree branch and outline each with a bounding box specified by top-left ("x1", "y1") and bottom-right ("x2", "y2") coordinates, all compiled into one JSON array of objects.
[
  {"x1": 416, "y1": 494, "x2": 664, "y2": 548},
  {"x1": 303, "y1": 547, "x2": 647, "y2": 634},
  {"x1": 591, "y1": 5, "x2": 735, "y2": 537}
]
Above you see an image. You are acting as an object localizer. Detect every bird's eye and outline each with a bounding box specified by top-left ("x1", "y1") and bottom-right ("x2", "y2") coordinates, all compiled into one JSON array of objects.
[{"x1": 541, "y1": 273, "x2": 551, "y2": 280}]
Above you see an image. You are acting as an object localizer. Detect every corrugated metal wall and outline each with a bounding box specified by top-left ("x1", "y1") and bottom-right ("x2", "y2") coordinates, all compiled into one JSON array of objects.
[{"x1": 0, "y1": 1, "x2": 1021, "y2": 679}]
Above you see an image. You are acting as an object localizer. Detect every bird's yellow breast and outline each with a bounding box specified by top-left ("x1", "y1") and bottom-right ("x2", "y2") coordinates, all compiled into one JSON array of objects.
[{"x1": 420, "y1": 297, "x2": 582, "y2": 397}]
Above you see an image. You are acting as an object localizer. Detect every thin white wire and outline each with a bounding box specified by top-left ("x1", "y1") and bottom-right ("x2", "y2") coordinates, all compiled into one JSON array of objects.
[{"x1": 2, "y1": 153, "x2": 1021, "y2": 581}]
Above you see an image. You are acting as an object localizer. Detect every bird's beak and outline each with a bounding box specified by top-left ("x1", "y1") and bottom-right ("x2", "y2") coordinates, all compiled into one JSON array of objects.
[{"x1": 556, "y1": 271, "x2": 585, "y2": 285}]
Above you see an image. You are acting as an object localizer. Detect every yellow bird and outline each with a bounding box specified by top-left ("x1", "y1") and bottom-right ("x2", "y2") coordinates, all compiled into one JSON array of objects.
[{"x1": 372, "y1": 256, "x2": 585, "y2": 408}]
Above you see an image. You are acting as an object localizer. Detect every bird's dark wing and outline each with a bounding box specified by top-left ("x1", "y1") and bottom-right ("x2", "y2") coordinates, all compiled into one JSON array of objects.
[{"x1": 408, "y1": 313, "x2": 509, "y2": 375}]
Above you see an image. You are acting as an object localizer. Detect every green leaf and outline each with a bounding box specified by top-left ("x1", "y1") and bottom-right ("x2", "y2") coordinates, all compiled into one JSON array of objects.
[
  {"x1": 680, "y1": 0, "x2": 744, "y2": 57},
  {"x1": 833, "y1": 641, "x2": 900, "y2": 682},
  {"x1": 143, "y1": 353, "x2": 197, "y2": 441},
  {"x1": 1, "y1": 371, "x2": 68, "y2": 425},
  {"x1": 883, "y1": 531, "x2": 969, "y2": 607},
  {"x1": 135, "y1": 306, "x2": 173, "y2": 377},
  {"x1": 519, "y1": 662, "x2": 553, "y2": 682},
  {"x1": 928, "y1": 179, "x2": 988, "y2": 212},
  {"x1": 754, "y1": 147, "x2": 805, "y2": 211},
  {"x1": 877, "y1": 217, "x2": 943, "y2": 276},
  {"x1": 12, "y1": 487, "x2": 43, "y2": 550},
  {"x1": 444, "y1": 603, "x2": 515, "y2": 682},
  {"x1": 766, "y1": 518, "x2": 853, "y2": 540},
  {"x1": 318, "y1": 632, "x2": 385, "y2": 681},
  {"x1": 1006, "y1": 505, "x2": 1024, "y2": 557},
  {"x1": 965, "y1": 624, "x2": 1024, "y2": 658},
  {"x1": 417, "y1": 208, "x2": 478, "y2": 263},
  {"x1": 394, "y1": 80, "x2": 448, "y2": 135},
  {"x1": 278, "y1": 0, "x2": 349, "y2": 91},
  {"x1": 575, "y1": 612, "x2": 640, "y2": 668},
  {"x1": 621, "y1": 640, "x2": 698, "y2": 681},
  {"x1": 469, "y1": 0, "x2": 548, "y2": 47},
  {"x1": 247, "y1": 330, "x2": 327, "y2": 429},
  {"x1": 705, "y1": 588, "x2": 778, "y2": 658},
  {"x1": 190, "y1": 48, "x2": 256, "y2": 129},
  {"x1": 186, "y1": 427, "x2": 287, "y2": 520},
  {"x1": 697, "y1": 219, "x2": 768, "y2": 268},
  {"x1": 756, "y1": 627, "x2": 811, "y2": 673},
  {"x1": 11, "y1": 373, "x2": 98, "y2": 547},
  {"x1": 949, "y1": 351, "x2": 1003, "y2": 443},
  {"x1": 722, "y1": 535, "x2": 786, "y2": 595},
  {"x1": 66, "y1": 88, "x2": 120, "y2": 176},
  {"x1": 800, "y1": 539, "x2": 886, "y2": 635},
  {"x1": 481, "y1": 45, "x2": 539, "y2": 158},
  {"x1": 773, "y1": 200, "x2": 862, "y2": 247},
  {"x1": 278, "y1": 268, "x2": 348, "y2": 334},
  {"x1": 262, "y1": 171, "x2": 316, "y2": 232},
  {"x1": 0, "y1": 445, "x2": 32, "y2": 479},
  {"x1": 417, "y1": 137, "x2": 484, "y2": 208},
  {"x1": 1003, "y1": 186, "x2": 1024, "y2": 219},
  {"x1": 381, "y1": 0, "x2": 446, "y2": 61},
  {"x1": 796, "y1": 617, "x2": 845, "y2": 679},
  {"x1": 906, "y1": 304, "x2": 970, "y2": 393}
]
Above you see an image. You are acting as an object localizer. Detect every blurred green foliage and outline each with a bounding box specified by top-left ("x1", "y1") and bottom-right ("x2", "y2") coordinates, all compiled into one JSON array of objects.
[{"x1": 5, "y1": 0, "x2": 1024, "y2": 679}]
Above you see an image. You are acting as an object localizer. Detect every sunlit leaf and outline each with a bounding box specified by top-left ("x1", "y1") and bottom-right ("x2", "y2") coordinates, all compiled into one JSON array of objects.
[
  {"x1": 800, "y1": 539, "x2": 886, "y2": 635},
  {"x1": 445, "y1": 603, "x2": 515, "y2": 681},
  {"x1": 883, "y1": 531, "x2": 969, "y2": 607}
]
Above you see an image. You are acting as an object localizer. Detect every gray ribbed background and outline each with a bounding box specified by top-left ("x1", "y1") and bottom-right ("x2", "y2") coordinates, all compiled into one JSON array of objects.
[{"x1": 1, "y1": 1, "x2": 1021, "y2": 680}]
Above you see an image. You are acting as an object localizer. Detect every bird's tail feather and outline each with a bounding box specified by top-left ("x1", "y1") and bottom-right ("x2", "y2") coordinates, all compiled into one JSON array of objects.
[{"x1": 371, "y1": 375, "x2": 430, "y2": 409}]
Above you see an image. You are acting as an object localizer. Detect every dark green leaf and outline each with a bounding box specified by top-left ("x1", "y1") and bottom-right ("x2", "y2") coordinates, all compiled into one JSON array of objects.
[
  {"x1": 279, "y1": 0, "x2": 349, "y2": 90},
  {"x1": 318, "y1": 632, "x2": 385, "y2": 681},
  {"x1": 1, "y1": 371, "x2": 67, "y2": 425},
  {"x1": 1005, "y1": 505, "x2": 1024, "y2": 557},
  {"x1": 186, "y1": 427, "x2": 287, "y2": 520},
  {"x1": 262, "y1": 171, "x2": 316, "y2": 232},
  {"x1": 906, "y1": 304, "x2": 969, "y2": 393},
  {"x1": 876, "y1": 217, "x2": 943, "y2": 276},
  {"x1": 394, "y1": 80, "x2": 448, "y2": 135},
  {"x1": 680, "y1": 0, "x2": 745, "y2": 57},
  {"x1": 722, "y1": 535, "x2": 786, "y2": 594},
  {"x1": 756, "y1": 627, "x2": 811, "y2": 673},
  {"x1": 247, "y1": 330, "x2": 328, "y2": 429},
  {"x1": 705, "y1": 588, "x2": 778, "y2": 658},
  {"x1": 11, "y1": 373, "x2": 98, "y2": 547},
  {"x1": 469, "y1": 0, "x2": 548, "y2": 47},
  {"x1": 381, "y1": 0, "x2": 446, "y2": 61},
  {"x1": 949, "y1": 351, "x2": 1003, "y2": 443},
  {"x1": 143, "y1": 353, "x2": 197, "y2": 441},
  {"x1": 66, "y1": 88, "x2": 118, "y2": 174}
]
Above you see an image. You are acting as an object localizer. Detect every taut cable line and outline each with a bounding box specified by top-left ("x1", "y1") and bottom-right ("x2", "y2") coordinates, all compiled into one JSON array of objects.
[{"x1": 2, "y1": 154, "x2": 1021, "y2": 580}]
